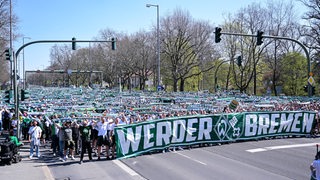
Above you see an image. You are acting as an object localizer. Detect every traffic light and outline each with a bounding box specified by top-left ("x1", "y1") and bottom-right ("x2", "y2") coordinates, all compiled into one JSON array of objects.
[
  {"x1": 4, "y1": 90, "x2": 12, "y2": 103},
  {"x1": 236, "y1": 56, "x2": 242, "y2": 67},
  {"x1": 72, "y1": 37, "x2": 76, "y2": 50},
  {"x1": 111, "y1": 38, "x2": 116, "y2": 50},
  {"x1": 21, "y1": 89, "x2": 30, "y2": 101},
  {"x1": 304, "y1": 85, "x2": 308, "y2": 92},
  {"x1": 215, "y1": 27, "x2": 222, "y2": 43},
  {"x1": 257, "y1": 30, "x2": 264, "y2": 46},
  {"x1": 5, "y1": 48, "x2": 12, "y2": 61}
]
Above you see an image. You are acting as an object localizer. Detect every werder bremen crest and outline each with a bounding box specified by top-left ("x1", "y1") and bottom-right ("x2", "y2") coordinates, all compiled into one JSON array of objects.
[{"x1": 214, "y1": 113, "x2": 243, "y2": 141}]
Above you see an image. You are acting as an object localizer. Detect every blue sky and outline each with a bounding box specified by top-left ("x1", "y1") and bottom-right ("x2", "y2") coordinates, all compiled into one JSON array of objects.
[{"x1": 13, "y1": 0, "x2": 305, "y2": 77}]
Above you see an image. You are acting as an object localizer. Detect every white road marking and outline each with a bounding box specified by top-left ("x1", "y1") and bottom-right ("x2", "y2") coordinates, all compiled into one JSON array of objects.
[
  {"x1": 42, "y1": 163, "x2": 55, "y2": 180},
  {"x1": 174, "y1": 152, "x2": 207, "y2": 165},
  {"x1": 113, "y1": 159, "x2": 146, "y2": 179},
  {"x1": 246, "y1": 143, "x2": 318, "y2": 153}
]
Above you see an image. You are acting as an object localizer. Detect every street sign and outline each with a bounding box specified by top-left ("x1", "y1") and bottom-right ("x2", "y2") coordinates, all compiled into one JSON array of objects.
[
  {"x1": 309, "y1": 72, "x2": 314, "y2": 76},
  {"x1": 308, "y1": 76, "x2": 315, "y2": 85}
]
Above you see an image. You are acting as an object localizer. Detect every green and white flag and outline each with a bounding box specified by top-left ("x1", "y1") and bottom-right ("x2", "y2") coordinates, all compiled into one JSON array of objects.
[{"x1": 115, "y1": 111, "x2": 316, "y2": 159}]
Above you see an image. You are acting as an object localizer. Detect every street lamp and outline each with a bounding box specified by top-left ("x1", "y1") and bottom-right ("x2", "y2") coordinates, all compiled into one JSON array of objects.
[
  {"x1": 146, "y1": 4, "x2": 161, "y2": 90},
  {"x1": 23, "y1": 37, "x2": 31, "y2": 89}
]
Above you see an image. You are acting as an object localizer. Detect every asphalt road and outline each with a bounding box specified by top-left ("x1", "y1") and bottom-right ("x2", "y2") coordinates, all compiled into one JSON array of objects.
[
  {"x1": 1, "y1": 137, "x2": 318, "y2": 180},
  {"x1": 49, "y1": 137, "x2": 318, "y2": 179}
]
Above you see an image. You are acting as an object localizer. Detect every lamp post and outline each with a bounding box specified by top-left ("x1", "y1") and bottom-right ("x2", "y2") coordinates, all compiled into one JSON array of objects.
[
  {"x1": 146, "y1": 4, "x2": 161, "y2": 90},
  {"x1": 23, "y1": 37, "x2": 31, "y2": 89},
  {"x1": 9, "y1": 0, "x2": 13, "y2": 90}
]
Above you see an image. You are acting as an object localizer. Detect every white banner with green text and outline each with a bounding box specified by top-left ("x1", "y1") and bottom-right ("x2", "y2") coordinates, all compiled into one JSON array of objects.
[{"x1": 115, "y1": 111, "x2": 316, "y2": 159}]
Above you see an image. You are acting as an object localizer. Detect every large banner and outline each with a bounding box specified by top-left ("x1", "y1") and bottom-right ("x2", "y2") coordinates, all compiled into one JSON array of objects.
[{"x1": 115, "y1": 111, "x2": 316, "y2": 159}]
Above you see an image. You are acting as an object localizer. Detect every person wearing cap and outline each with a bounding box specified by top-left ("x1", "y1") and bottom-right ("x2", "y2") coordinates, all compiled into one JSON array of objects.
[{"x1": 28, "y1": 119, "x2": 42, "y2": 159}]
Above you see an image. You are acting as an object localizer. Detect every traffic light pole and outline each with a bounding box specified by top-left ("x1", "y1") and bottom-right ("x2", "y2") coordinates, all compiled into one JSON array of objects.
[
  {"x1": 219, "y1": 31, "x2": 312, "y2": 97},
  {"x1": 14, "y1": 39, "x2": 116, "y2": 139}
]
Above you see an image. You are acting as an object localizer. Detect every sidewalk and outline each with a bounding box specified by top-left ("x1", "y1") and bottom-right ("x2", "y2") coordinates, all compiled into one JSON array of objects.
[{"x1": 0, "y1": 139, "x2": 54, "y2": 180}]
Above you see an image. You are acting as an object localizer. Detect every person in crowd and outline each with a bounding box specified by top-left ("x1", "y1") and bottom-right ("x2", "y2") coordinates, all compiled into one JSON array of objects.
[
  {"x1": 28, "y1": 119, "x2": 42, "y2": 159},
  {"x1": 108, "y1": 117, "x2": 118, "y2": 159},
  {"x1": 105, "y1": 116, "x2": 115, "y2": 159},
  {"x1": 2, "y1": 107, "x2": 12, "y2": 131},
  {"x1": 118, "y1": 115, "x2": 128, "y2": 125},
  {"x1": 71, "y1": 118, "x2": 80, "y2": 155},
  {"x1": 56, "y1": 119, "x2": 77, "y2": 161},
  {"x1": 79, "y1": 119, "x2": 93, "y2": 164},
  {"x1": 8, "y1": 129, "x2": 23, "y2": 147},
  {"x1": 311, "y1": 151, "x2": 320, "y2": 180},
  {"x1": 10, "y1": 115, "x2": 18, "y2": 136},
  {"x1": 57, "y1": 120, "x2": 65, "y2": 160},
  {"x1": 37, "y1": 115, "x2": 46, "y2": 147},
  {"x1": 44, "y1": 116, "x2": 51, "y2": 141},
  {"x1": 91, "y1": 119, "x2": 99, "y2": 156},
  {"x1": 50, "y1": 114, "x2": 60, "y2": 157},
  {"x1": 96, "y1": 116, "x2": 110, "y2": 160},
  {"x1": 22, "y1": 113, "x2": 32, "y2": 140}
]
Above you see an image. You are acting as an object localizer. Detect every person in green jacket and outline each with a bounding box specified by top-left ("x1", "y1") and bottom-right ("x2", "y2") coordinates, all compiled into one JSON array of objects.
[{"x1": 8, "y1": 130, "x2": 23, "y2": 147}]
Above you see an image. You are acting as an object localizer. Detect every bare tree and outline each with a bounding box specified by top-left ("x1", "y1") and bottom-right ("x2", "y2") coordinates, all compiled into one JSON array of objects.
[
  {"x1": 161, "y1": 8, "x2": 216, "y2": 92},
  {"x1": 0, "y1": 0, "x2": 19, "y2": 87},
  {"x1": 129, "y1": 31, "x2": 155, "y2": 90},
  {"x1": 262, "y1": 0, "x2": 300, "y2": 95},
  {"x1": 300, "y1": 0, "x2": 320, "y2": 87},
  {"x1": 300, "y1": 0, "x2": 320, "y2": 50},
  {"x1": 221, "y1": 3, "x2": 269, "y2": 94}
]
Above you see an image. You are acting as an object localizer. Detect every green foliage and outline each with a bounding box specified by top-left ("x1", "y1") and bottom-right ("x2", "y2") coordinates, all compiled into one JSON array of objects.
[
  {"x1": 280, "y1": 52, "x2": 307, "y2": 96},
  {"x1": 184, "y1": 66, "x2": 202, "y2": 91}
]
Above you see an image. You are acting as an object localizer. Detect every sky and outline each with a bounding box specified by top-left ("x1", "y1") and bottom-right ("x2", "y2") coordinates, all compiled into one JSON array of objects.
[{"x1": 12, "y1": 0, "x2": 306, "y2": 78}]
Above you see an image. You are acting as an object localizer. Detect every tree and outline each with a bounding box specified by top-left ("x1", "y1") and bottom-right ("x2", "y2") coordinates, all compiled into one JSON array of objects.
[
  {"x1": 300, "y1": 0, "x2": 320, "y2": 92},
  {"x1": 221, "y1": 2, "x2": 269, "y2": 94},
  {"x1": 0, "y1": 0, "x2": 19, "y2": 86},
  {"x1": 263, "y1": 0, "x2": 300, "y2": 95},
  {"x1": 281, "y1": 52, "x2": 307, "y2": 96},
  {"x1": 130, "y1": 31, "x2": 154, "y2": 90},
  {"x1": 300, "y1": 0, "x2": 320, "y2": 51},
  {"x1": 161, "y1": 8, "x2": 217, "y2": 92}
]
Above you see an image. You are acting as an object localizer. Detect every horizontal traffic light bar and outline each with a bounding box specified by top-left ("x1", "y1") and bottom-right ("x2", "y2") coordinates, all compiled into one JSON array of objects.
[
  {"x1": 25, "y1": 70, "x2": 103, "y2": 74},
  {"x1": 214, "y1": 27, "x2": 311, "y2": 97},
  {"x1": 15, "y1": 39, "x2": 116, "y2": 59}
]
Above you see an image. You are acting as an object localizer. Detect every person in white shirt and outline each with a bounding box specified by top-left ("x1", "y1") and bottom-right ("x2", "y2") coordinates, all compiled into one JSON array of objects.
[
  {"x1": 118, "y1": 115, "x2": 128, "y2": 126},
  {"x1": 11, "y1": 116, "x2": 18, "y2": 136},
  {"x1": 311, "y1": 152, "x2": 320, "y2": 180},
  {"x1": 96, "y1": 117, "x2": 110, "y2": 160},
  {"x1": 28, "y1": 119, "x2": 42, "y2": 159}
]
